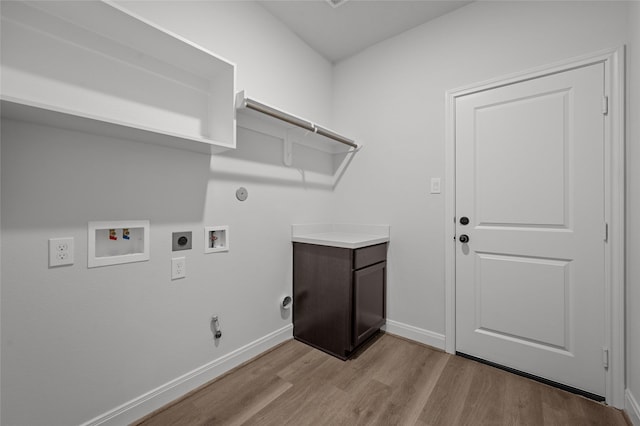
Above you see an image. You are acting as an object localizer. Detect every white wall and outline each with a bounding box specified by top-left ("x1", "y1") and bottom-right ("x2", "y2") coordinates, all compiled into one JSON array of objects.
[
  {"x1": 120, "y1": 0, "x2": 333, "y2": 126},
  {"x1": 331, "y1": 1, "x2": 628, "y2": 346},
  {"x1": 0, "y1": 2, "x2": 335, "y2": 425},
  {"x1": 626, "y1": 2, "x2": 640, "y2": 423}
]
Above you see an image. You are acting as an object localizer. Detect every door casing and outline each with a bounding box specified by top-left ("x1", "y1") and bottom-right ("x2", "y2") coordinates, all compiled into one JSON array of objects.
[{"x1": 444, "y1": 46, "x2": 625, "y2": 408}]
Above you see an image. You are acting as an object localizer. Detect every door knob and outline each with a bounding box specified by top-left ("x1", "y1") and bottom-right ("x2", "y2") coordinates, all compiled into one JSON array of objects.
[{"x1": 459, "y1": 234, "x2": 469, "y2": 243}]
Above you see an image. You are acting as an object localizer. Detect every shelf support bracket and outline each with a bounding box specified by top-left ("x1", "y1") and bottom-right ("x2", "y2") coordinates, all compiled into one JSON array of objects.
[{"x1": 284, "y1": 133, "x2": 293, "y2": 166}]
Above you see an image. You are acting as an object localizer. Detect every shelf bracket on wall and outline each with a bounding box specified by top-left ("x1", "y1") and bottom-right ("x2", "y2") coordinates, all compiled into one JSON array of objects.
[{"x1": 284, "y1": 132, "x2": 294, "y2": 166}]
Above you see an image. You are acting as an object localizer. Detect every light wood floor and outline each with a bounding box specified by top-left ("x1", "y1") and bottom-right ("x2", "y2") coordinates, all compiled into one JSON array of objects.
[{"x1": 134, "y1": 333, "x2": 629, "y2": 426}]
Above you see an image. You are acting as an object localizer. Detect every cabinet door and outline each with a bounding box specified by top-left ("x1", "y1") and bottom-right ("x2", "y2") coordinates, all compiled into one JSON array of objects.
[
  {"x1": 353, "y1": 261, "x2": 386, "y2": 348},
  {"x1": 293, "y1": 243, "x2": 353, "y2": 358}
]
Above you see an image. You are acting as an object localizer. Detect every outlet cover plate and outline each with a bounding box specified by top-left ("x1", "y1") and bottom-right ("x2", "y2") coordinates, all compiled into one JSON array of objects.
[
  {"x1": 171, "y1": 257, "x2": 186, "y2": 280},
  {"x1": 49, "y1": 237, "x2": 74, "y2": 267}
]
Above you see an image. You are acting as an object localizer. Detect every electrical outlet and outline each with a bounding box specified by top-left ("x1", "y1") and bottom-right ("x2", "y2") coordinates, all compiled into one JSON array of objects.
[
  {"x1": 49, "y1": 237, "x2": 74, "y2": 267},
  {"x1": 171, "y1": 257, "x2": 186, "y2": 280},
  {"x1": 172, "y1": 231, "x2": 192, "y2": 251}
]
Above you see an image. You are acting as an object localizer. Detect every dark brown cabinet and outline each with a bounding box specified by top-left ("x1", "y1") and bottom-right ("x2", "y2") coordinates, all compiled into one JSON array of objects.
[{"x1": 293, "y1": 242, "x2": 387, "y2": 359}]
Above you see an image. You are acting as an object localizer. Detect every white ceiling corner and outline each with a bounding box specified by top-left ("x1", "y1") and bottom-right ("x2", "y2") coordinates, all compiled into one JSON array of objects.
[{"x1": 258, "y1": 0, "x2": 473, "y2": 63}]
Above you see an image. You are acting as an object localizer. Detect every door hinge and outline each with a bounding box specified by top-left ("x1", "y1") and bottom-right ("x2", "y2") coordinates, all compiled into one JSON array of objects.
[
  {"x1": 602, "y1": 96, "x2": 609, "y2": 115},
  {"x1": 604, "y1": 222, "x2": 609, "y2": 242},
  {"x1": 603, "y1": 347, "x2": 609, "y2": 369}
]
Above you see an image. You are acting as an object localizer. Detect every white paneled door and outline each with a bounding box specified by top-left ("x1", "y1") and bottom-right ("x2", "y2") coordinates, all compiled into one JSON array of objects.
[{"x1": 455, "y1": 63, "x2": 606, "y2": 397}]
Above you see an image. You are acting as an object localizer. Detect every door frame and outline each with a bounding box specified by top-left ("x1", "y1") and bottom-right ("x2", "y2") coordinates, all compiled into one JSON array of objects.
[{"x1": 444, "y1": 47, "x2": 625, "y2": 408}]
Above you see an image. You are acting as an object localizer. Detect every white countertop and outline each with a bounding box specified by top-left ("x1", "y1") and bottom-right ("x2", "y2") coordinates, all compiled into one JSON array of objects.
[{"x1": 291, "y1": 224, "x2": 390, "y2": 249}]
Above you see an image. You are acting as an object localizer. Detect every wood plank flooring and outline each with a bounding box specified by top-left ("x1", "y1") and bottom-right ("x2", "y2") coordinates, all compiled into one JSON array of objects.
[{"x1": 133, "y1": 333, "x2": 628, "y2": 426}]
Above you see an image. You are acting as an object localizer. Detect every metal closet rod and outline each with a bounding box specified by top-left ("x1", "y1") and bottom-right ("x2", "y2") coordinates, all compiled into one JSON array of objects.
[{"x1": 243, "y1": 98, "x2": 357, "y2": 149}]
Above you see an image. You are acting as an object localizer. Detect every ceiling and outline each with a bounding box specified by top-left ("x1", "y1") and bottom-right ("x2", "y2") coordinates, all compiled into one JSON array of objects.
[{"x1": 259, "y1": 0, "x2": 472, "y2": 63}]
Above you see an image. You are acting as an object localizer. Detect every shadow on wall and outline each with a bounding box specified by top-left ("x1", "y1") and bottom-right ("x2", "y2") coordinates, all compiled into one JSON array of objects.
[
  {"x1": 1, "y1": 119, "x2": 211, "y2": 230},
  {"x1": 210, "y1": 127, "x2": 355, "y2": 190}
]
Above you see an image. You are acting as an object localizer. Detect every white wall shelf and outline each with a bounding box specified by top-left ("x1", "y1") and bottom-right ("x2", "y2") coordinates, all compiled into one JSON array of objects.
[
  {"x1": 0, "y1": 1, "x2": 236, "y2": 154},
  {"x1": 235, "y1": 91, "x2": 359, "y2": 157}
]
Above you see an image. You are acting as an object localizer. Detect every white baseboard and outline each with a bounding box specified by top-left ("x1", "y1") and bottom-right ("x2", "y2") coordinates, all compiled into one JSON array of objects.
[
  {"x1": 383, "y1": 319, "x2": 445, "y2": 350},
  {"x1": 80, "y1": 324, "x2": 293, "y2": 426},
  {"x1": 626, "y1": 389, "x2": 640, "y2": 426}
]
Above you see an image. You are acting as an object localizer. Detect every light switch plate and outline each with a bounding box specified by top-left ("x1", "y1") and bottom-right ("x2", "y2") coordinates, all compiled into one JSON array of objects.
[{"x1": 430, "y1": 177, "x2": 441, "y2": 194}]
